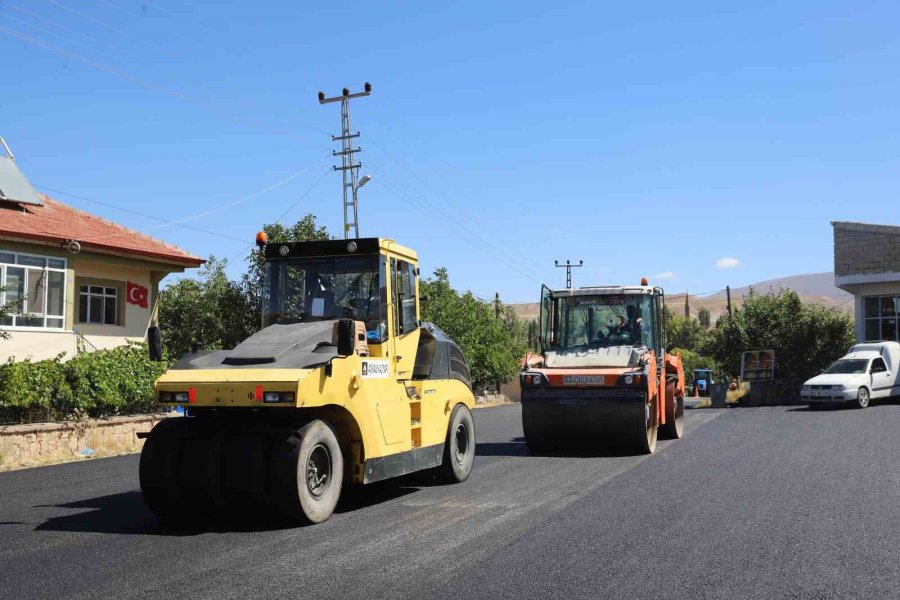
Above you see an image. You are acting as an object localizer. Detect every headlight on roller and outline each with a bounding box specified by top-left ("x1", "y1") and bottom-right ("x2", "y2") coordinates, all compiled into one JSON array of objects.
[{"x1": 173, "y1": 392, "x2": 190, "y2": 402}]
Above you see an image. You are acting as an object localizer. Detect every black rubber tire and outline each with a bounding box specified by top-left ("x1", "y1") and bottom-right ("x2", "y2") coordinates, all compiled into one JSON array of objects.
[
  {"x1": 270, "y1": 420, "x2": 343, "y2": 524},
  {"x1": 635, "y1": 394, "x2": 658, "y2": 454},
  {"x1": 855, "y1": 387, "x2": 870, "y2": 409},
  {"x1": 221, "y1": 434, "x2": 269, "y2": 515},
  {"x1": 522, "y1": 402, "x2": 552, "y2": 453},
  {"x1": 437, "y1": 404, "x2": 476, "y2": 483},
  {"x1": 139, "y1": 417, "x2": 190, "y2": 520},
  {"x1": 659, "y1": 380, "x2": 685, "y2": 440}
]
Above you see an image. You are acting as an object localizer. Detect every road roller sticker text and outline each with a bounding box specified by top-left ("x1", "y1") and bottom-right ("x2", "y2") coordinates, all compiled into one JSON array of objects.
[{"x1": 361, "y1": 360, "x2": 390, "y2": 379}]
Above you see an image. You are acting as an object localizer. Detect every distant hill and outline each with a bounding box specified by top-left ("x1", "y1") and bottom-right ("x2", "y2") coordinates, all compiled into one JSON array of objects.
[{"x1": 508, "y1": 272, "x2": 852, "y2": 324}]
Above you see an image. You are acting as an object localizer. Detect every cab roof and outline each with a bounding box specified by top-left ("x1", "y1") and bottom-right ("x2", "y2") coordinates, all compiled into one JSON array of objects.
[
  {"x1": 550, "y1": 285, "x2": 662, "y2": 297},
  {"x1": 264, "y1": 237, "x2": 417, "y2": 262}
]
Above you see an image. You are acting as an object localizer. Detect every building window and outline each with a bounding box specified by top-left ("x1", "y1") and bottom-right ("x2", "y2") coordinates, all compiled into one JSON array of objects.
[
  {"x1": 863, "y1": 295, "x2": 900, "y2": 342},
  {"x1": 79, "y1": 285, "x2": 119, "y2": 325},
  {"x1": 0, "y1": 252, "x2": 66, "y2": 330}
]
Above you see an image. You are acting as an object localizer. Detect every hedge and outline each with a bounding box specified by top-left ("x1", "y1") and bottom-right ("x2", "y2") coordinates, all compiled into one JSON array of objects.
[{"x1": 0, "y1": 342, "x2": 169, "y2": 425}]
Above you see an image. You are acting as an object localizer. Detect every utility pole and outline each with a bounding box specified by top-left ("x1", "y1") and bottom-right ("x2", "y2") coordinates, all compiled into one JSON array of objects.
[
  {"x1": 318, "y1": 82, "x2": 372, "y2": 239},
  {"x1": 555, "y1": 260, "x2": 583, "y2": 289},
  {"x1": 726, "y1": 285, "x2": 733, "y2": 318}
]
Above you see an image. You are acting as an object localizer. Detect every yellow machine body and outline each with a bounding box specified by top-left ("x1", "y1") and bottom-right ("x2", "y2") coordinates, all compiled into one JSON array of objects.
[{"x1": 153, "y1": 238, "x2": 474, "y2": 485}]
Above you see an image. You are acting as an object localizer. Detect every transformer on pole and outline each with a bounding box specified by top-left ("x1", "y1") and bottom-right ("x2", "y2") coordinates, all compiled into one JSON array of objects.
[{"x1": 318, "y1": 82, "x2": 372, "y2": 239}]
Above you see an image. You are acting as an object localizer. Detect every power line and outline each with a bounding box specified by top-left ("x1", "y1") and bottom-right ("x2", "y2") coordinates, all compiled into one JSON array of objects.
[
  {"x1": 5, "y1": 3, "x2": 97, "y2": 40},
  {"x1": 0, "y1": 25, "x2": 331, "y2": 140},
  {"x1": 77, "y1": 158, "x2": 328, "y2": 242},
  {"x1": 364, "y1": 160, "x2": 541, "y2": 283},
  {"x1": 43, "y1": 0, "x2": 134, "y2": 38},
  {"x1": 34, "y1": 184, "x2": 248, "y2": 243},
  {"x1": 228, "y1": 166, "x2": 334, "y2": 264},
  {"x1": 1, "y1": 11, "x2": 114, "y2": 58},
  {"x1": 362, "y1": 133, "x2": 534, "y2": 272}
]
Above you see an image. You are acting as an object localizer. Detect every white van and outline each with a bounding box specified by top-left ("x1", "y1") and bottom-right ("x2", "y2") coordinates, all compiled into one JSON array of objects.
[{"x1": 801, "y1": 342, "x2": 900, "y2": 408}]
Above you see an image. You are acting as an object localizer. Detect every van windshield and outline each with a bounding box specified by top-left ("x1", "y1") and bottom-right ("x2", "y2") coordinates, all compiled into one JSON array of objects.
[{"x1": 824, "y1": 359, "x2": 869, "y2": 374}]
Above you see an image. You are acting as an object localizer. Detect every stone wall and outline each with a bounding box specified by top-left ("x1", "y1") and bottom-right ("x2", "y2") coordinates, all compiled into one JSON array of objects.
[
  {"x1": 0, "y1": 414, "x2": 168, "y2": 471},
  {"x1": 833, "y1": 221, "x2": 900, "y2": 277}
]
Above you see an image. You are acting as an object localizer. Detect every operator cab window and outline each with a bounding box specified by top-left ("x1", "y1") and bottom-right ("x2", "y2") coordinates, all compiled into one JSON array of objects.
[
  {"x1": 390, "y1": 258, "x2": 418, "y2": 336},
  {"x1": 263, "y1": 254, "x2": 388, "y2": 342}
]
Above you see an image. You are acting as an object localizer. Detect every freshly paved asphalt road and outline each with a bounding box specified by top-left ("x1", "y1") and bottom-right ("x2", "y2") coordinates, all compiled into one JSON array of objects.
[{"x1": 2, "y1": 402, "x2": 899, "y2": 600}]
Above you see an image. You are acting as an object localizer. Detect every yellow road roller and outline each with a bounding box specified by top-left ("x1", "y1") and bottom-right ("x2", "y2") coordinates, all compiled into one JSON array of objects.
[{"x1": 140, "y1": 237, "x2": 476, "y2": 524}]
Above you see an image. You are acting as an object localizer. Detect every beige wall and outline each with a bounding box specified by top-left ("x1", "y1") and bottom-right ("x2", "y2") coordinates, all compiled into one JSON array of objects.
[{"x1": 0, "y1": 240, "x2": 186, "y2": 362}]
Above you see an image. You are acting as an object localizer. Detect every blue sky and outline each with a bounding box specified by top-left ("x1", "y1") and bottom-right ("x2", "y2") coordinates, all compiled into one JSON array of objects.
[{"x1": 2, "y1": 0, "x2": 898, "y2": 302}]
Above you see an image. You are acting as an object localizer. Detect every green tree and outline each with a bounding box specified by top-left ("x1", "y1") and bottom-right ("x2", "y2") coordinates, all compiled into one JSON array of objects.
[
  {"x1": 670, "y1": 347, "x2": 719, "y2": 380},
  {"x1": 697, "y1": 307, "x2": 711, "y2": 329},
  {"x1": 158, "y1": 256, "x2": 256, "y2": 358},
  {"x1": 241, "y1": 214, "x2": 332, "y2": 317},
  {"x1": 704, "y1": 288, "x2": 854, "y2": 386},
  {"x1": 665, "y1": 307, "x2": 708, "y2": 352},
  {"x1": 421, "y1": 268, "x2": 525, "y2": 390}
]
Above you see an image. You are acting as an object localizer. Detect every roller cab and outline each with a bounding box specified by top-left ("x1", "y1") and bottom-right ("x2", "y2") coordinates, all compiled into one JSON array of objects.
[
  {"x1": 141, "y1": 238, "x2": 476, "y2": 524},
  {"x1": 520, "y1": 282, "x2": 685, "y2": 454}
]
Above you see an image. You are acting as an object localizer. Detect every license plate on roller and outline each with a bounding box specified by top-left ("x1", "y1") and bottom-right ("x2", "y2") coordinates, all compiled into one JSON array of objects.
[{"x1": 563, "y1": 375, "x2": 605, "y2": 385}]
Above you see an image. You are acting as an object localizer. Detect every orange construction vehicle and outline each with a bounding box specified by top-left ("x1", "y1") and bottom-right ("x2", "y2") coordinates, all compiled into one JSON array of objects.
[{"x1": 520, "y1": 279, "x2": 685, "y2": 453}]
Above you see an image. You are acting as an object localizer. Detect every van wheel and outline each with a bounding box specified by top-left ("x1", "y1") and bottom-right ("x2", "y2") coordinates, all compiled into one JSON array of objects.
[
  {"x1": 437, "y1": 404, "x2": 475, "y2": 483},
  {"x1": 855, "y1": 387, "x2": 870, "y2": 409},
  {"x1": 270, "y1": 420, "x2": 343, "y2": 524}
]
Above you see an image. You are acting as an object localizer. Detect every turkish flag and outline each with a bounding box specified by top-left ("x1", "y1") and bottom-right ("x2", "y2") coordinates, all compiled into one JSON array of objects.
[{"x1": 127, "y1": 281, "x2": 149, "y2": 309}]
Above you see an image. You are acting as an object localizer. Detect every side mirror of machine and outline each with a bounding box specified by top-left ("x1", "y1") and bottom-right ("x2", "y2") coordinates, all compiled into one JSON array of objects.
[
  {"x1": 147, "y1": 326, "x2": 163, "y2": 362},
  {"x1": 336, "y1": 318, "x2": 356, "y2": 357}
]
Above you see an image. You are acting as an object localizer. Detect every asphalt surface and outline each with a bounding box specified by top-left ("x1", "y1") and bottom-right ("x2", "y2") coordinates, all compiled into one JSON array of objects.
[{"x1": 1, "y1": 402, "x2": 899, "y2": 600}]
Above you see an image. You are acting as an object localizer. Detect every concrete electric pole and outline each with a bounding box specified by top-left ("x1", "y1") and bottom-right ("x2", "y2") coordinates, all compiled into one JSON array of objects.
[
  {"x1": 555, "y1": 260, "x2": 583, "y2": 289},
  {"x1": 318, "y1": 82, "x2": 372, "y2": 239}
]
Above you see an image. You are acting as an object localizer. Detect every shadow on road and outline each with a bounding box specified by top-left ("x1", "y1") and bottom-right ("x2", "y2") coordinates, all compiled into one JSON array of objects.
[
  {"x1": 33, "y1": 482, "x2": 425, "y2": 536},
  {"x1": 477, "y1": 437, "x2": 646, "y2": 458}
]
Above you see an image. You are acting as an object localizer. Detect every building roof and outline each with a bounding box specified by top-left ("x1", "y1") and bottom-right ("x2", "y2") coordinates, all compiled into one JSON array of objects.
[
  {"x1": 832, "y1": 221, "x2": 900, "y2": 236},
  {"x1": 0, "y1": 194, "x2": 204, "y2": 266}
]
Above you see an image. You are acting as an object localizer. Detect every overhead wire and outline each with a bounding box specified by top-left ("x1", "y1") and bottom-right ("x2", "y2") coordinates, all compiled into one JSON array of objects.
[
  {"x1": 362, "y1": 133, "x2": 536, "y2": 273},
  {"x1": 1, "y1": 11, "x2": 114, "y2": 57},
  {"x1": 34, "y1": 184, "x2": 248, "y2": 243},
  {"x1": 43, "y1": 0, "x2": 134, "y2": 37},
  {"x1": 80, "y1": 157, "x2": 329, "y2": 243},
  {"x1": 228, "y1": 166, "x2": 333, "y2": 264},
  {"x1": 0, "y1": 25, "x2": 332, "y2": 139},
  {"x1": 5, "y1": 3, "x2": 96, "y2": 40},
  {"x1": 363, "y1": 158, "x2": 541, "y2": 283}
]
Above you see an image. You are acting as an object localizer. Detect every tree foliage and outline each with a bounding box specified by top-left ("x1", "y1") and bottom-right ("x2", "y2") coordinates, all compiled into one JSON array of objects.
[
  {"x1": 697, "y1": 307, "x2": 711, "y2": 329},
  {"x1": 158, "y1": 256, "x2": 256, "y2": 358},
  {"x1": 704, "y1": 288, "x2": 854, "y2": 386},
  {"x1": 670, "y1": 347, "x2": 718, "y2": 379},
  {"x1": 421, "y1": 268, "x2": 525, "y2": 390},
  {"x1": 665, "y1": 307, "x2": 709, "y2": 353}
]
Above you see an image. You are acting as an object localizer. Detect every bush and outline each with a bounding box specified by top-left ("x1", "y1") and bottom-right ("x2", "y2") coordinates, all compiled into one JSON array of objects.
[
  {"x1": 0, "y1": 354, "x2": 71, "y2": 412},
  {"x1": 670, "y1": 348, "x2": 718, "y2": 379},
  {"x1": 0, "y1": 342, "x2": 168, "y2": 424},
  {"x1": 704, "y1": 289, "x2": 854, "y2": 386}
]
